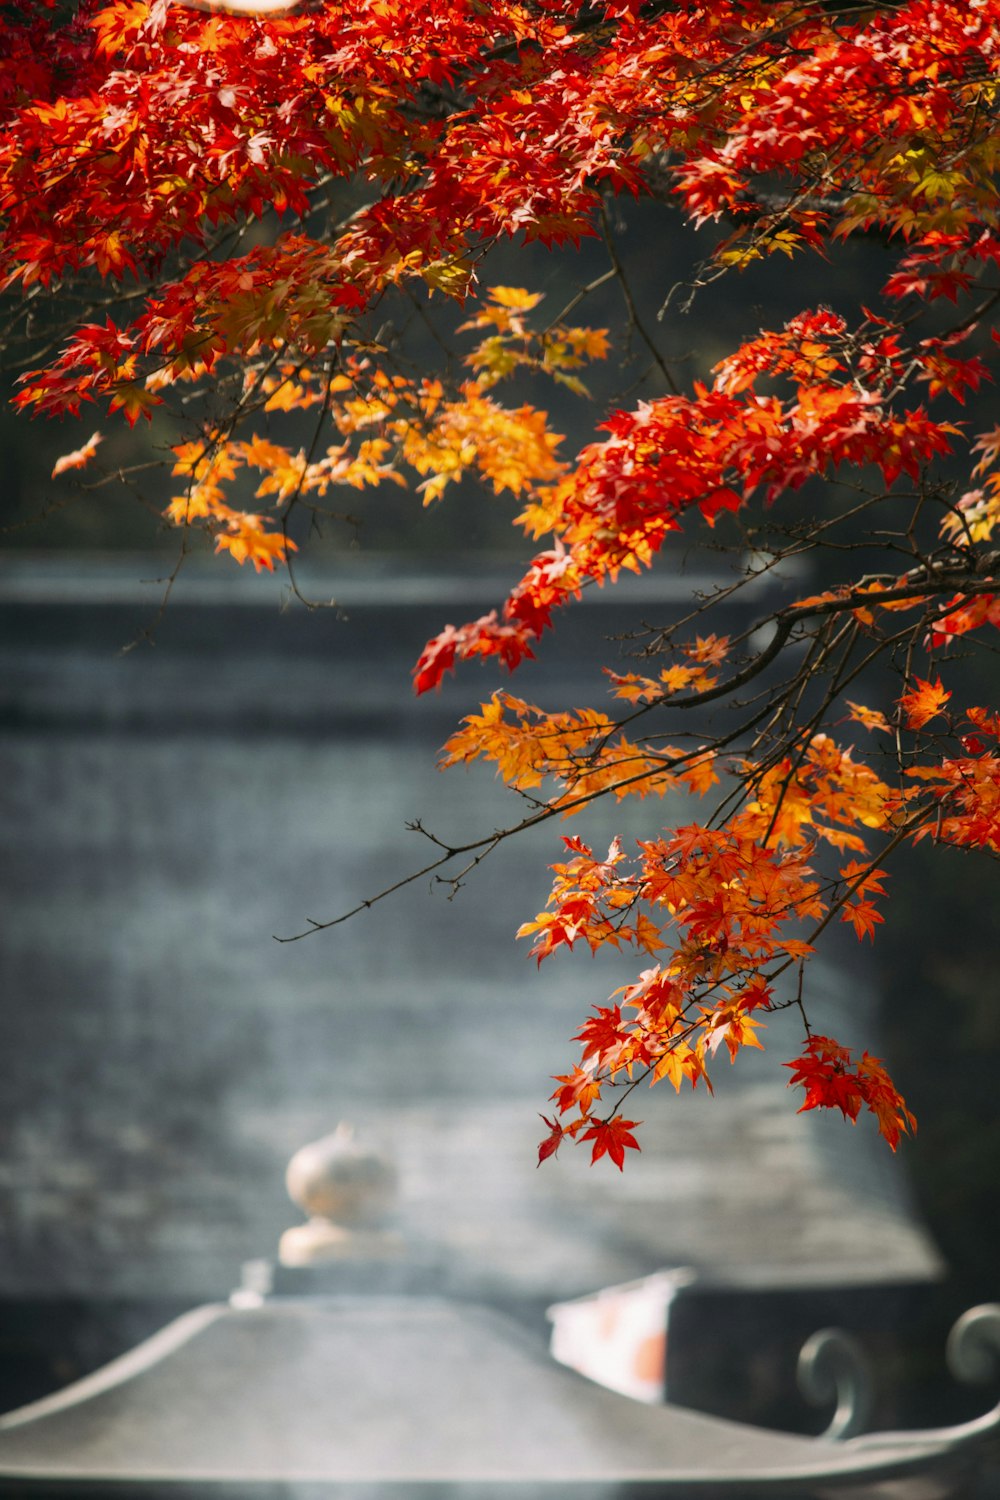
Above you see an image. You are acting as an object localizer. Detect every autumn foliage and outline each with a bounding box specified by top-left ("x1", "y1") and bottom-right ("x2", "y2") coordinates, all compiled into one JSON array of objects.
[{"x1": 4, "y1": 0, "x2": 1000, "y2": 1164}]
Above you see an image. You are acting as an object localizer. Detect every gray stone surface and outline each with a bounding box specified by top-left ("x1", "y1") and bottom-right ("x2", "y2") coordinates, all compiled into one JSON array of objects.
[
  {"x1": 0, "y1": 553, "x2": 943, "y2": 1305},
  {"x1": 0, "y1": 1297, "x2": 991, "y2": 1491}
]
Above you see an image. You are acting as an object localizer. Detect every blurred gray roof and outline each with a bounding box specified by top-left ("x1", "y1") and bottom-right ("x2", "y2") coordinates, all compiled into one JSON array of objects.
[{"x1": 0, "y1": 1297, "x2": 990, "y2": 1491}]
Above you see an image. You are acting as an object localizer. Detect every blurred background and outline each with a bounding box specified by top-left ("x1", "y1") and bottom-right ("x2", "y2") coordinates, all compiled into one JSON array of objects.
[{"x1": 2, "y1": 200, "x2": 999, "y2": 1445}]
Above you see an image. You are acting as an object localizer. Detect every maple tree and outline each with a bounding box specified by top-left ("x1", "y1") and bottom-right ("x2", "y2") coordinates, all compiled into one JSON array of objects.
[{"x1": 3, "y1": 0, "x2": 1000, "y2": 1168}]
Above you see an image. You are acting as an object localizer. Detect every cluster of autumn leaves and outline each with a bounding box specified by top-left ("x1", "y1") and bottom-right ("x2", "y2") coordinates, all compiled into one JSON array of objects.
[
  {"x1": 446, "y1": 647, "x2": 994, "y2": 1164},
  {"x1": 4, "y1": 0, "x2": 1000, "y2": 1160},
  {"x1": 157, "y1": 290, "x2": 583, "y2": 570}
]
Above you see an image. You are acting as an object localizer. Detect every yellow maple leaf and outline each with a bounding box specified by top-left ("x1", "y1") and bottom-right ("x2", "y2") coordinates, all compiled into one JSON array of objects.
[
  {"x1": 214, "y1": 514, "x2": 297, "y2": 573},
  {"x1": 846, "y1": 701, "x2": 891, "y2": 733},
  {"x1": 489, "y1": 286, "x2": 545, "y2": 310},
  {"x1": 606, "y1": 670, "x2": 661, "y2": 704}
]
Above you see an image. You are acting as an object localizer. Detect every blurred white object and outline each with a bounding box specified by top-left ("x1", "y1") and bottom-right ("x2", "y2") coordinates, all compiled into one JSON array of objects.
[
  {"x1": 548, "y1": 1268, "x2": 695, "y2": 1403},
  {"x1": 279, "y1": 1123, "x2": 402, "y2": 1267}
]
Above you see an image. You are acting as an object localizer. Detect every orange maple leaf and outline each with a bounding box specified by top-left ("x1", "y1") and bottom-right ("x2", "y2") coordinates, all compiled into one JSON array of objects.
[
  {"x1": 550, "y1": 1065, "x2": 602, "y2": 1116},
  {"x1": 214, "y1": 514, "x2": 298, "y2": 573},
  {"x1": 899, "y1": 677, "x2": 951, "y2": 730},
  {"x1": 841, "y1": 898, "x2": 885, "y2": 941},
  {"x1": 108, "y1": 382, "x2": 159, "y2": 426},
  {"x1": 51, "y1": 431, "x2": 103, "y2": 478},
  {"x1": 684, "y1": 634, "x2": 730, "y2": 665}
]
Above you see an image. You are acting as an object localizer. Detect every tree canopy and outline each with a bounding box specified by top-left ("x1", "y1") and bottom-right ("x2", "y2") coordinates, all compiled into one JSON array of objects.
[{"x1": 3, "y1": 0, "x2": 1000, "y2": 1166}]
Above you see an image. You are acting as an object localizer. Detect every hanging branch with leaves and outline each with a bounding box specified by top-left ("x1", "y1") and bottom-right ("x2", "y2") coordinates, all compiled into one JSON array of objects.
[{"x1": 3, "y1": 0, "x2": 1000, "y2": 1163}]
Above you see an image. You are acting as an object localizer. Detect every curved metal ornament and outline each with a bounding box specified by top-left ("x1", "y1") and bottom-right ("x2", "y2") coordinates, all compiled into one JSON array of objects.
[
  {"x1": 947, "y1": 1304, "x2": 1000, "y2": 1388},
  {"x1": 797, "y1": 1327, "x2": 874, "y2": 1441}
]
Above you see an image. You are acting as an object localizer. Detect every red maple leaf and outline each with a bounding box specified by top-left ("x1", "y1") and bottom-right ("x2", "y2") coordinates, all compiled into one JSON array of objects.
[{"x1": 581, "y1": 1115, "x2": 642, "y2": 1171}]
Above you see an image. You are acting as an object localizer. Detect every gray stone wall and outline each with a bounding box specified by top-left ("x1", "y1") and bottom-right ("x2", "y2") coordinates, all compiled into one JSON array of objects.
[{"x1": 0, "y1": 554, "x2": 942, "y2": 1312}]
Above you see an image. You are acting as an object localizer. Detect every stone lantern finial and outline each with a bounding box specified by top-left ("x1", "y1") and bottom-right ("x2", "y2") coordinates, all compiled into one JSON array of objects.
[{"x1": 278, "y1": 1123, "x2": 401, "y2": 1267}]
